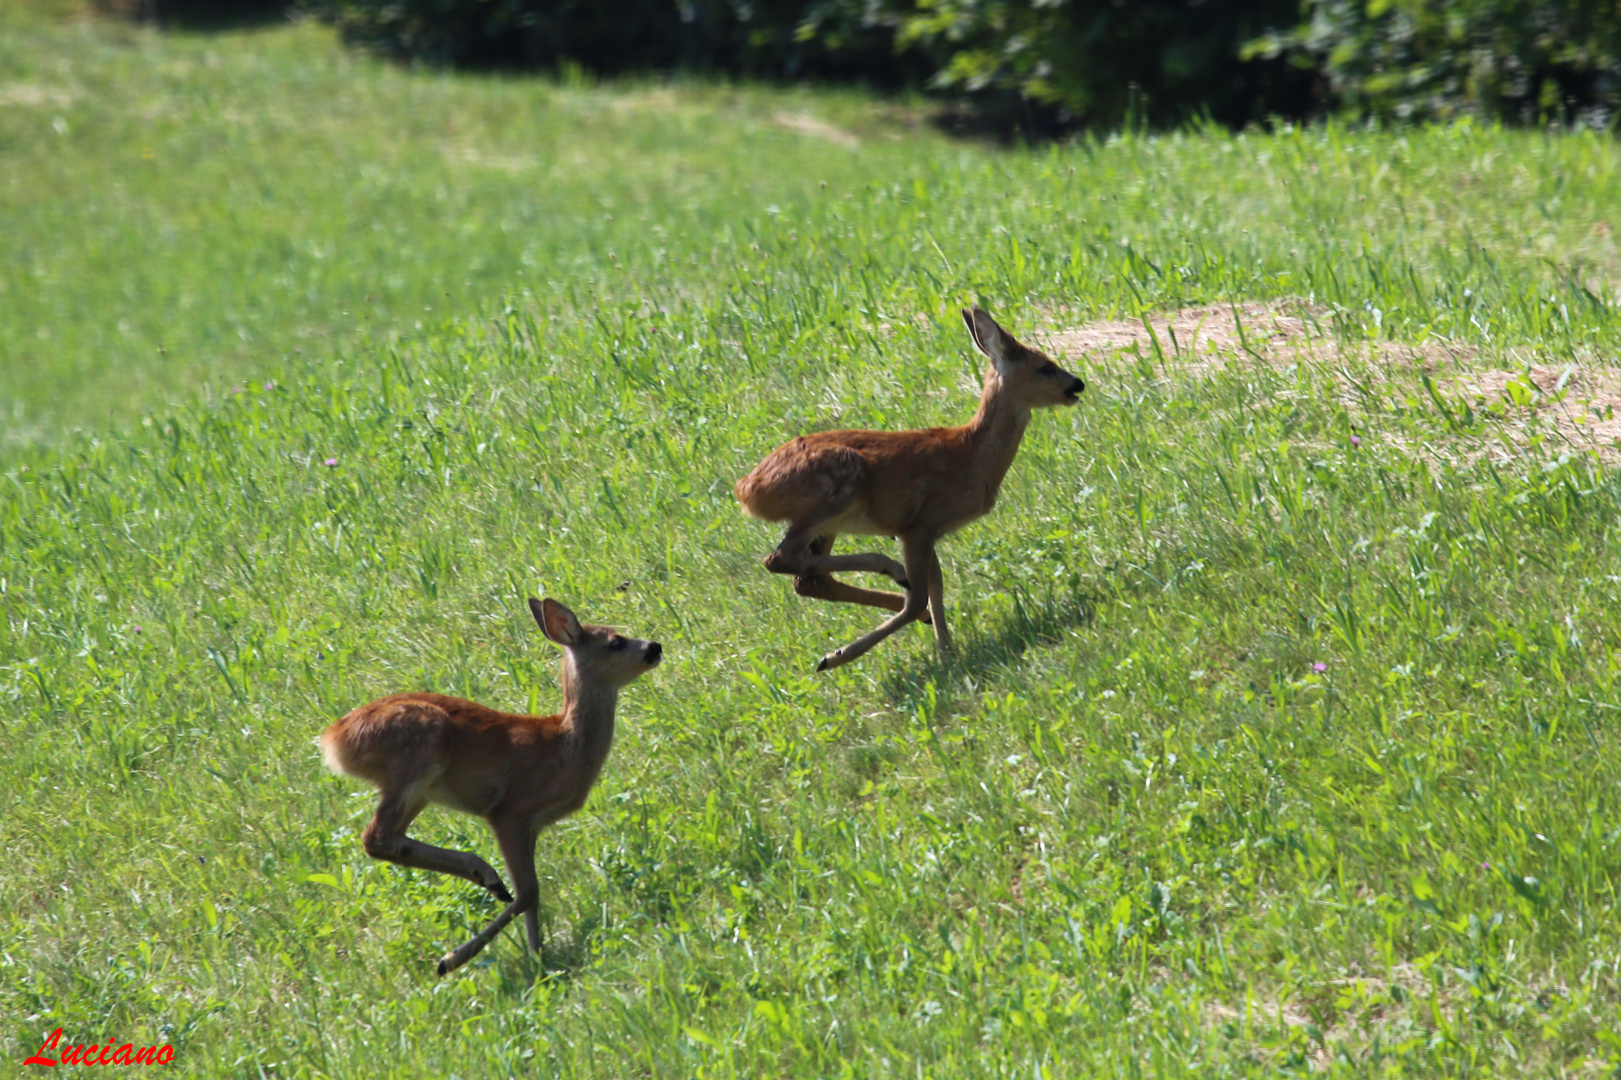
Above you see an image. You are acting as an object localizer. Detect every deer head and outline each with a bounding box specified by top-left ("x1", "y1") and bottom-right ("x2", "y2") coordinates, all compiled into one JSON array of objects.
[
  {"x1": 530, "y1": 597, "x2": 662, "y2": 690},
  {"x1": 963, "y1": 306, "x2": 1085, "y2": 408}
]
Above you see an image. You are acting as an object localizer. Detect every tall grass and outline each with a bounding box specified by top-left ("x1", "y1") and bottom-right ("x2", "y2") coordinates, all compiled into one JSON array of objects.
[{"x1": 2, "y1": 13, "x2": 1620, "y2": 1079}]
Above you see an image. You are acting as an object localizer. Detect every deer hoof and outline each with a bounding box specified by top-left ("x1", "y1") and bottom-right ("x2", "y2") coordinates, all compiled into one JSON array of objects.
[
  {"x1": 491, "y1": 883, "x2": 514, "y2": 903},
  {"x1": 437, "y1": 957, "x2": 450, "y2": 977},
  {"x1": 815, "y1": 655, "x2": 831, "y2": 673}
]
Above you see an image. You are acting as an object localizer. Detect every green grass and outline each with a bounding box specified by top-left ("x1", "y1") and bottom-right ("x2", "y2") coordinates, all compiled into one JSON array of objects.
[
  {"x1": 0, "y1": 15, "x2": 934, "y2": 441},
  {"x1": 4, "y1": 12, "x2": 1621, "y2": 1079}
]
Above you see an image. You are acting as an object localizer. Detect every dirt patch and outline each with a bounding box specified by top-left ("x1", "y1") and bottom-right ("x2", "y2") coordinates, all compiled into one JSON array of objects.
[
  {"x1": 1042, "y1": 300, "x2": 1477, "y2": 372},
  {"x1": 773, "y1": 112, "x2": 860, "y2": 149},
  {"x1": 1043, "y1": 301, "x2": 1621, "y2": 463},
  {"x1": 0, "y1": 84, "x2": 77, "y2": 109},
  {"x1": 1202, "y1": 963, "x2": 1445, "y2": 1070},
  {"x1": 604, "y1": 87, "x2": 685, "y2": 115},
  {"x1": 1045, "y1": 301, "x2": 1319, "y2": 369},
  {"x1": 1201, "y1": 963, "x2": 1591, "y2": 1071},
  {"x1": 1453, "y1": 364, "x2": 1621, "y2": 456},
  {"x1": 441, "y1": 144, "x2": 537, "y2": 173}
]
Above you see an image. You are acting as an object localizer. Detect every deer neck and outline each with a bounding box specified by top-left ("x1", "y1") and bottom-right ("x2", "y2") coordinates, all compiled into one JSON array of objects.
[
  {"x1": 964, "y1": 367, "x2": 1032, "y2": 489},
  {"x1": 559, "y1": 654, "x2": 619, "y2": 756}
]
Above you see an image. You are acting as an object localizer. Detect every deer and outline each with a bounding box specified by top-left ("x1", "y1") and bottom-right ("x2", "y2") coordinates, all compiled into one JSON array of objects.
[
  {"x1": 734, "y1": 306, "x2": 1084, "y2": 672},
  {"x1": 320, "y1": 597, "x2": 662, "y2": 975}
]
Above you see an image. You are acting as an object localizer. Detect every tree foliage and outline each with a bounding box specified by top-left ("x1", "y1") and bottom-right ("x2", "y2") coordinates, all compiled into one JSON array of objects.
[
  {"x1": 308, "y1": 0, "x2": 1621, "y2": 128},
  {"x1": 884, "y1": 0, "x2": 1310, "y2": 128},
  {"x1": 306, "y1": 0, "x2": 914, "y2": 82},
  {"x1": 1248, "y1": 0, "x2": 1621, "y2": 124}
]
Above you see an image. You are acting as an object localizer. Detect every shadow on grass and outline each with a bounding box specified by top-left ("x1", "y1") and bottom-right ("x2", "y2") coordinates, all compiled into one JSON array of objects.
[
  {"x1": 492, "y1": 908, "x2": 601, "y2": 996},
  {"x1": 927, "y1": 99, "x2": 1075, "y2": 147},
  {"x1": 880, "y1": 585, "x2": 1100, "y2": 707}
]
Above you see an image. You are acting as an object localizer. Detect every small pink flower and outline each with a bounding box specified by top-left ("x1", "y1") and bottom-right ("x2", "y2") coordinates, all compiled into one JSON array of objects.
[
  {"x1": 324, "y1": 458, "x2": 338, "y2": 467},
  {"x1": 1312, "y1": 662, "x2": 1327, "y2": 673},
  {"x1": 1351, "y1": 435, "x2": 1361, "y2": 447},
  {"x1": 133, "y1": 625, "x2": 143, "y2": 634}
]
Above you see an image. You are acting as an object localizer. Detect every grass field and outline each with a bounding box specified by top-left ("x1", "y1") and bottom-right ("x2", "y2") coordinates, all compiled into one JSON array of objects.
[
  {"x1": 0, "y1": 12, "x2": 934, "y2": 441},
  {"x1": 4, "y1": 11, "x2": 1621, "y2": 1079}
]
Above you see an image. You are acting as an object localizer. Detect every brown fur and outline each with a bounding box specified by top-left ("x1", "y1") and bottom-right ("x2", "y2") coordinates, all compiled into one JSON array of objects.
[
  {"x1": 735, "y1": 307, "x2": 1085, "y2": 671},
  {"x1": 320, "y1": 598, "x2": 661, "y2": 975}
]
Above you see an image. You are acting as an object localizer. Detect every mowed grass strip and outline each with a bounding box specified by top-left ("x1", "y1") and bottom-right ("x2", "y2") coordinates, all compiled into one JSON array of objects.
[{"x1": 3, "y1": 14, "x2": 1621, "y2": 1079}]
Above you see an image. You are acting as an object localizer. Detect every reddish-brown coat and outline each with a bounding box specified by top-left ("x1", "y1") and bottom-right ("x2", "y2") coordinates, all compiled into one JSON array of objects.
[
  {"x1": 322, "y1": 692, "x2": 598, "y2": 825},
  {"x1": 320, "y1": 599, "x2": 661, "y2": 975},
  {"x1": 736, "y1": 307, "x2": 1085, "y2": 671}
]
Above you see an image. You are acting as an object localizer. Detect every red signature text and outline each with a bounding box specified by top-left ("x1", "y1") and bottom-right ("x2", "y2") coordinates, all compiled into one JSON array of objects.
[{"x1": 25, "y1": 1028, "x2": 175, "y2": 1067}]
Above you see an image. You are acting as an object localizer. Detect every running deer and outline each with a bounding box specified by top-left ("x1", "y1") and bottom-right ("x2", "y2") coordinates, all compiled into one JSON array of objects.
[
  {"x1": 320, "y1": 598, "x2": 662, "y2": 975},
  {"x1": 735, "y1": 307, "x2": 1085, "y2": 671}
]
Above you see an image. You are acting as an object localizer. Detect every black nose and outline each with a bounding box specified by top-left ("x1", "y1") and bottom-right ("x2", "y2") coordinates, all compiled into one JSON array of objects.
[
  {"x1": 1071, "y1": 377, "x2": 1085, "y2": 394},
  {"x1": 645, "y1": 641, "x2": 663, "y2": 664}
]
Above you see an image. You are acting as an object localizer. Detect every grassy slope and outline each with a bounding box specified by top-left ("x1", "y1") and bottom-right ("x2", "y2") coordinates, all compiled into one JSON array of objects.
[
  {"x1": 0, "y1": 16, "x2": 926, "y2": 440},
  {"x1": 4, "y1": 15, "x2": 1621, "y2": 1080}
]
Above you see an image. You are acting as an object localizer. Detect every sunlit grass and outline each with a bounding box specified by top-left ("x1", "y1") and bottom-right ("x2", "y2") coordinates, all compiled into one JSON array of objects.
[
  {"x1": 0, "y1": 15, "x2": 938, "y2": 440},
  {"x1": 2, "y1": 11, "x2": 1620, "y2": 1079}
]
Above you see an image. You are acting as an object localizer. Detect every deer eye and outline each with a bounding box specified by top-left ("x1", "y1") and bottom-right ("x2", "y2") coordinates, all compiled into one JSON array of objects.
[
  {"x1": 608, "y1": 636, "x2": 627, "y2": 651},
  {"x1": 1039, "y1": 363, "x2": 1059, "y2": 376}
]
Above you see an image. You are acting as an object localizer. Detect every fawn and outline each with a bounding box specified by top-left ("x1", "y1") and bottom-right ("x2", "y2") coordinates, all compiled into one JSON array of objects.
[
  {"x1": 735, "y1": 306, "x2": 1084, "y2": 671},
  {"x1": 320, "y1": 598, "x2": 662, "y2": 975}
]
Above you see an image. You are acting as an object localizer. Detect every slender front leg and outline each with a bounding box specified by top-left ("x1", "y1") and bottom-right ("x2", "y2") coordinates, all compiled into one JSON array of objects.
[
  {"x1": 797, "y1": 550, "x2": 909, "y2": 586},
  {"x1": 927, "y1": 550, "x2": 952, "y2": 658},
  {"x1": 436, "y1": 891, "x2": 525, "y2": 976},
  {"x1": 764, "y1": 527, "x2": 909, "y2": 587},
  {"x1": 438, "y1": 818, "x2": 540, "y2": 976},
  {"x1": 525, "y1": 908, "x2": 542, "y2": 954},
  {"x1": 791, "y1": 535, "x2": 929, "y2": 622},
  {"x1": 795, "y1": 573, "x2": 932, "y2": 624},
  {"x1": 773, "y1": 549, "x2": 909, "y2": 587},
  {"x1": 363, "y1": 793, "x2": 513, "y2": 902},
  {"x1": 816, "y1": 539, "x2": 933, "y2": 672}
]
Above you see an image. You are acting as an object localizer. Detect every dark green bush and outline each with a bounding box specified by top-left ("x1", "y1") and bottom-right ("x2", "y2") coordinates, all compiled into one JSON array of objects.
[
  {"x1": 309, "y1": 0, "x2": 1621, "y2": 130},
  {"x1": 882, "y1": 0, "x2": 1312, "y2": 129},
  {"x1": 307, "y1": 0, "x2": 917, "y2": 82},
  {"x1": 308, "y1": 0, "x2": 1312, "y2": 127},
  {"x1": 95, "y1": 0, "x2": 289, "y2": 27},
  {"x1": 1247, "y1": 0, "x2": 1621, "y2": 124}
]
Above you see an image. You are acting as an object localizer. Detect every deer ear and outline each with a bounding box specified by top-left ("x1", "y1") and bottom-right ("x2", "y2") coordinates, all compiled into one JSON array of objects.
[
  {"x1": 962, "y1": 307, "x2": 1008, "y2": 361},
  {"x1": 531, "y1": 597, "x2": 581, "y2": 647}
]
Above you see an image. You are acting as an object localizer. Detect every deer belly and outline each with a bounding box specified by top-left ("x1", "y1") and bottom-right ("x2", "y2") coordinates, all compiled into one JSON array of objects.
[
  {"x1": 942, "y1": 503, "x2": 992, "y2": 535},
  {"x1": 422, "y1": 776, "x2": 503, "y2": 817},
  {"x1": 825, "y1": 505, "x2": 890, "y2": 537}
]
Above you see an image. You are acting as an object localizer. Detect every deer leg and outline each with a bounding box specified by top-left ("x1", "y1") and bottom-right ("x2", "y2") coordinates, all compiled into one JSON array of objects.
[
  {"x1": 525, "y1": 907, "x2": 542, "y2": 955},
  {"x1": 797, "y1": 575, "x2": 936, "y2": 623},
  {"x1": 927, "y1": 550, "x2": 952, "y2": 657},
  {"x1": 815, "y1": 539, "x2": 932, "y2": 672},
  {"x1": 801, "y1": 550, "x2": 909, "y2": 586},
  {"x1": 438, "y1": 816, "x2": 540, "y2": 976},
  {"x1": 793, "y1": 536, "x2": 931, "y2": 624},
  {"x1": 765, "y1": 526, "x2": 908, "y2": 587},
  {"x1": 362, "y1": 791, "x2": 513, "y2": 903}
]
